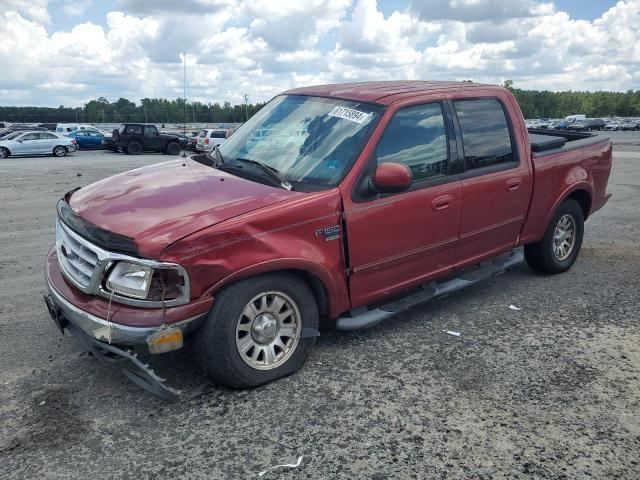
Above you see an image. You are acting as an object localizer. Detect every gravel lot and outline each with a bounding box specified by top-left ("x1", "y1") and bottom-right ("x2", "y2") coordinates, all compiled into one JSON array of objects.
[{"x1": 1, "y1": 133, "x2": 639, "y2": 479}]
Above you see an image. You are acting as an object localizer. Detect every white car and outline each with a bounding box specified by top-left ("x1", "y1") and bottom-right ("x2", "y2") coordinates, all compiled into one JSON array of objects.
[
  {"x1": 0, "y1": 131, "x2": 77, "y2": 158},
  {"x1": 196, "y1": 129, "x2": 227, "y2": 152},
  {"x1": 56, "y1": 123, "x2": 111, "y2": 137}
]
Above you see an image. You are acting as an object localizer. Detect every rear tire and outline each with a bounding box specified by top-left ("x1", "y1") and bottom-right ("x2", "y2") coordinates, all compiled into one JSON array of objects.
[
  {"x1": 194, "y1": 273, "x2": 318, "y2": 388},
  {"x1": 0, "y1": 147, "x2": 9, "y2": 159},
  {"x1": 127, "y1": 141, "x2": 142, "y2": 155},
  {"x1": 53, "y1": 145, "x2": 67, "y2": 157},
  {"x1": 166, "y1": 142, "x2": 180, "y2": 155},
  {"x1": 525, "y1": 198, "x2": 584, "y2": 274}
]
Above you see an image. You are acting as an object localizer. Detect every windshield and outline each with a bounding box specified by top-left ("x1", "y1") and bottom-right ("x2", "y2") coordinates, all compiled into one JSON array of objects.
[
  {"x1": 4, "y1": 132, "x2": 22, "y2": 140},
  {"x1": 217, "y1": 95, "x2": 383, "y2": 189}
]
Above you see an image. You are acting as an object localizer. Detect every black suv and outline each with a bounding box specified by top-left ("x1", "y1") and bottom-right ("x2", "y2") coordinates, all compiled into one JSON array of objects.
[{"x1": 107, "y1": 124, "x2": 183, "y2": 155}]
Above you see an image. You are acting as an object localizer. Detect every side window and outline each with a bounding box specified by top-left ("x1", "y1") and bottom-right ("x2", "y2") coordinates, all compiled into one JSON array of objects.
[
  {"x1": 453, "y1": 99, "x2": 514, "y2": 171},
  {"x1": 125, "y1": 125, "x2": 142, "y2": 135},
  {"x1": 375, "y1": 103, "x2": 448, "y2": 182},
  {"x1": 39, "y1": 133, "x2": 57, "y2": 139},
  {"x1": 144, "y1": 126, "x2": 158, "y2": 136},
  {"x1": 22, "y1": 133, "x2": 40, "y2": 141}
]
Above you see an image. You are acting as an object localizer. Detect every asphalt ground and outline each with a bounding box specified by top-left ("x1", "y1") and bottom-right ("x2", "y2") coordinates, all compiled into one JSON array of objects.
[{"x1": 0, "y1": 132, "x2": 639, "y2": 479}]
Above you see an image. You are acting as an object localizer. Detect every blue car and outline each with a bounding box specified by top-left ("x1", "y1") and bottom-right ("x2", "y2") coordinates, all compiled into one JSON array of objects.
[{"x1": 66, "y1": 130, "x2": 105, "y2": 149}]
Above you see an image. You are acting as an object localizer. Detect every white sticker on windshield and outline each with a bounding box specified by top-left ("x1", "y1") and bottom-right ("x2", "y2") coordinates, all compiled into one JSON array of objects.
[{"x1": 327, "y1": 106, "x2": 370, "y2": 124}]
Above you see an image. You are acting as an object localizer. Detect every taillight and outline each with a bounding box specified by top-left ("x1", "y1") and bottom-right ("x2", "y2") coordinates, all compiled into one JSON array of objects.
[
  {"x1": 204, "y1": 138, "x2": 209, "y2": 145},
  {"x1": 70, "y1": 139, "x2": 77, "y2": 144}
]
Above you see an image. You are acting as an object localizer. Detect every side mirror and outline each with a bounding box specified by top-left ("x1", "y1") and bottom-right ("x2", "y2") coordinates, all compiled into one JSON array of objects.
[
  {"x1": 372, "y1": 162, "x2": 412, "y2": 193},
  {"x1": 17, "y1": 139, "x2": 23, "y2": 143}
]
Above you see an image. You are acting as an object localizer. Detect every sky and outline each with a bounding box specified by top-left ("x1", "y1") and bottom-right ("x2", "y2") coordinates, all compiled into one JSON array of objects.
[{"x1": 0, "y1": 0, "x2": 637, "y2": 107}]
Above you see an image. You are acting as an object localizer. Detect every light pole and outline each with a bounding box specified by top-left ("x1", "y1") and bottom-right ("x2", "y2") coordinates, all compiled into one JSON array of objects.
[
  {"x1": 183, "y1": 51, "x2": 187, "y2": 133},
  {"x1": 243, "y1": 93, "x2": 249, "y2": 122}
]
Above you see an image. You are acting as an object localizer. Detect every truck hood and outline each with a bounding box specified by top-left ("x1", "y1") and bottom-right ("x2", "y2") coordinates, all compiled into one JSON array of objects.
[{"x1": 69, "y1": 158, "x2": 298, "y2": 254}]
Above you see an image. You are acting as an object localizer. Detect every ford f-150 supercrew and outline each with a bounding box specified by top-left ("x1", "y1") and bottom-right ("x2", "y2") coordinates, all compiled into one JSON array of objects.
[{"x1": 44, "y1": 81, "x2": 612, "y2": 398}]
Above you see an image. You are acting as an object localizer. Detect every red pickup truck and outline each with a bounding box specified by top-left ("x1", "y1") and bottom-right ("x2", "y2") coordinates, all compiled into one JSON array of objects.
[{"x1": 45, "y1": 81, "x2": 612, "y2": 397}]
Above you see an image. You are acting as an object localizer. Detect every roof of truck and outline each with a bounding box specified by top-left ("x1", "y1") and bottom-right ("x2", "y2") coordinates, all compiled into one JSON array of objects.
[{"x1": 283, "y1": 80, "x2": 502, "y2": 105}]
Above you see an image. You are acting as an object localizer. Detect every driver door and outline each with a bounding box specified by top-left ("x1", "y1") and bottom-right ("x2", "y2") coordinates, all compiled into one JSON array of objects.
[
  {"x1": 15, "y1": 132, "x2": 41, "y2": 155},
  {"x1": 343, "y1": 102, "x2": 463, "y2": 307},
  {"x1": 144, "y1": 125, "x2": 163, "y2": 150}
]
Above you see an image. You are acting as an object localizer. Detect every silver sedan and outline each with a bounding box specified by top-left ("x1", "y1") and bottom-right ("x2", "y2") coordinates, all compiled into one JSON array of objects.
[{"x1": 0, "y1": 131, "x2": 77, "y2": 158}]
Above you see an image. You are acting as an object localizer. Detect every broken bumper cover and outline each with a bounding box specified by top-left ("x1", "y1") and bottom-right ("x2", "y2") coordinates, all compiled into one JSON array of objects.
[
  {"x1": 46, "y1": 280, "x2": 205, "y2": 346},
  {"x1": 44, "y1": 281, "x2": 208, "y2": 399}
]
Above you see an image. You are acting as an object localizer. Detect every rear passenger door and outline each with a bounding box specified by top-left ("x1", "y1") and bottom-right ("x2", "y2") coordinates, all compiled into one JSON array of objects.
[
  {"x1": 37, "y1": 132, "x2": 59, "y2": 153},
  {"x1": 345, "y1": 102, "x2": 463, "y2": 306},
  {"x1": 451, "y1": 97, "x2": 532, "y2": 267}
]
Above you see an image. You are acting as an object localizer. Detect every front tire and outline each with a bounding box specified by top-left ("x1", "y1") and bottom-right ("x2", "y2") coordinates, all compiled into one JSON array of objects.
[
  {"x1": 194, "y1": 273, "x2": 319, "y2": 388},
  {"x1": 53, "y1": 145, "x2": 67, "y2": 157},
  {"x1": 0, "y1": 147, "x2": 9, "y2": 159},
  {"x1": 165, "y1": 142, "x2": 180, "y2": 155},
  {"x1": 525, "y1": 198, "x2": 584, "y2": 274}
]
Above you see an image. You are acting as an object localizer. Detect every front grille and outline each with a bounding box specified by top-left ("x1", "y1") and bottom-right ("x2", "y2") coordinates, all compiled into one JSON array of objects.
[{"x1": 56, "y1": 219, "x2": 101, "y2": 290}]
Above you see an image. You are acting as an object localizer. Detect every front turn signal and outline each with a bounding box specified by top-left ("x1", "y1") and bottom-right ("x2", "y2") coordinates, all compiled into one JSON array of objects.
[{"x1": 146, "y1": 327, "x2": 183, "y2": 354}]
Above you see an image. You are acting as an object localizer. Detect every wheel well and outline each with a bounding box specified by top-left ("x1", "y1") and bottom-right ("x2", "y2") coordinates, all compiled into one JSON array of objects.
[
  {"x1": 566, "y1": 189, "x2": 591, "y2": 219},
  {"x1": 0, "y1": 146, "x2": 10, "y2": 155},
  {"x1": 288, "y1": 270, "x2": 329, "y2": 317},
  {"x1": 214, "y1": 269, "x2": 330, "y2": 317}
]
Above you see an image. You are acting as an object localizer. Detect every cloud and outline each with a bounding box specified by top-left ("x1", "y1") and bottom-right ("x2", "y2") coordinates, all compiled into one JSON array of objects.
[
  {"x1": 62, "y1": 0, "x2": 93, "y2": 17},
  {"x1": 0, "y1": 0, "x2": 639, "y2": 108},
  {"x1": 410, "y1": 0, "x2": 554, "y2": 22}
]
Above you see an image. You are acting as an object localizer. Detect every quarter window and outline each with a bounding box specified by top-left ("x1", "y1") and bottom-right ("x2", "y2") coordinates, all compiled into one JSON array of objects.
[
  {"x1": 453, "y1": 99, "x2": 514, "y2": 171},
  {"x1": 375, "y1": 103, "x2": 448, "y2": 182}
]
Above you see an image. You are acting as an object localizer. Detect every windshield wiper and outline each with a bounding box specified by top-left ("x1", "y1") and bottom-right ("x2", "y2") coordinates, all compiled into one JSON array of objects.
[{"x1": 232, "y1": 158, "x2": 293, "y2": 191}]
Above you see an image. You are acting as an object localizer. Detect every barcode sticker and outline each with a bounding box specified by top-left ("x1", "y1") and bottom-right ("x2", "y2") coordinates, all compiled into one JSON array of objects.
[{"x1": 327, "y1": 106, "x2": 370, "y2": 124}]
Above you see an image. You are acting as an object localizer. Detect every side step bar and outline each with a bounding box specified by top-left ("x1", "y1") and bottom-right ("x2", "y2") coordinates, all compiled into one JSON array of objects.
[{"x1": 336, "y1": 248, "x2": 524, "y2": 331}]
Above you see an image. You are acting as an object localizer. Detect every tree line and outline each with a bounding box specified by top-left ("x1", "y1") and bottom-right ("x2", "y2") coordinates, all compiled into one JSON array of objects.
[
  {"x1": 503, "y1": 81, "x2": 640, "y2": 118},
  {"x1": 1, "y1": 85, "x2": 640, "y2": 123},
  {"x1": 0, "y1": 97, "x2": 267, "y2": 124}
]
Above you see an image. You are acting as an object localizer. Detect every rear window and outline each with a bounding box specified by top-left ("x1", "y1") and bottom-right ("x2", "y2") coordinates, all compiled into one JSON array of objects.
[
  {"x1": 453, "y1": 98, "x2": 514, "y2": 171},
  {"x1": 198, "y1": 130, "x2": 207, "y2": 138}
]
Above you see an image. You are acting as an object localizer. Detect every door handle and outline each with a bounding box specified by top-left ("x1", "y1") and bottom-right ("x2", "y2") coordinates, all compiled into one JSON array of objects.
[
  {"x1": 505, "y1": 178, "x2": 522, "y2": 191},
  {"x1": 432, "y1": 195, "x2": 453, "y2": 211}
]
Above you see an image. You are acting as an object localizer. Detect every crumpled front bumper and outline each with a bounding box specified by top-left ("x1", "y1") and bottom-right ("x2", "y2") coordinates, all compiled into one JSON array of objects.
[
  {"x1": 46, "y1": 279, "x2": 205, "y2": 346},
  {"x1": 44, "y1": 293, "x2": 179, "y2": 400}
]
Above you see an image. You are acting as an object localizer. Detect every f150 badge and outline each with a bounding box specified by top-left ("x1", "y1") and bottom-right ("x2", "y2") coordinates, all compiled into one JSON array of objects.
[{"x1": 315, "y1": 225, "x2": 341, "y2": 241}]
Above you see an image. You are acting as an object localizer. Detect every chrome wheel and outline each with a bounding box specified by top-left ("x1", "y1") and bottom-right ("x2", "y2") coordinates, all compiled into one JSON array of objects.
[
  {"x1": 235, "y1": 291, "x2": 301, "y2": 371},
  {"x1": 54, "y1": 146, "x2": 66, "y2": 157},
  {"x1": 553, "y1": 214, "x2": 576, "y2": 261}
]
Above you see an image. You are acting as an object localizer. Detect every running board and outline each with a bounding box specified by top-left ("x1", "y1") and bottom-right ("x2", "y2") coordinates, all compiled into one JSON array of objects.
[{"x1": 336, "y1": 248, "x2": 524, "y2": 331}]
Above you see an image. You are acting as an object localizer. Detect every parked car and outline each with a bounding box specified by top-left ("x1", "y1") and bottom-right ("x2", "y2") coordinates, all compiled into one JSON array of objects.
[
  {"x1": 604, "y1": 121, "x2": 622, "y2": 131},
  {"x1": 586, "y1": 119, "x2": 606, "y2": 131},
  {"x1": 66, "y1": 130, "x2": 105, "y2": 149},
  {"x1": 44, "y1": 81, "x2": 612, "y2": 398},
  {"x1": 196, "y1": 129, "x2": 227, "y2": 152},
  {"x1": 55, "y1": 123, "x2": 110, "y2": 135},
  {"x1": 620, "y1": 120, "x2": 640, "y2": 131},
  {"x1": 184, "y1": 131, "x2": 200, "y2": 150},
  {"x1": 0, "y1": 126, "x2": 47, "y2": 138},
  {"x1": 109, "y1": 124, "x2": 183, "y2": 154},
  {"x1": 163, "y1": 131, "x2": 190, "y2": 149},
  {"x1": 0, "y1": 131, "x2": 76, "y2": 158}
]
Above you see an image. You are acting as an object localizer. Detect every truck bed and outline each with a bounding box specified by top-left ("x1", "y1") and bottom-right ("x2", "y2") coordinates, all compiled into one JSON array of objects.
[{"x1": 528, "y1": 128, "x2": 610, "y2": 156}]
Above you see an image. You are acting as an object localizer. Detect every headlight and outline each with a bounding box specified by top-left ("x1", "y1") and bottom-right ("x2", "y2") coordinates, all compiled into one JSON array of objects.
[
  {"x1": 106, "y1": 262, "x2": 153, "y2": 299},
  {"x1": 105, "y1": 262, "x2": 188, "y2": 303}
]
